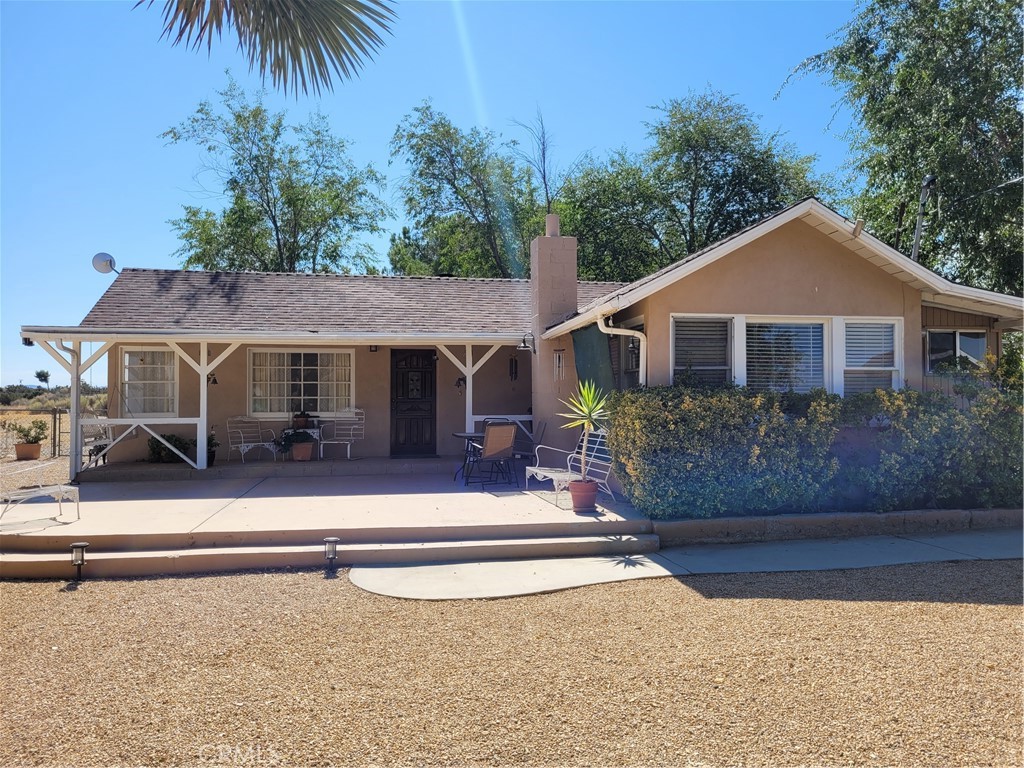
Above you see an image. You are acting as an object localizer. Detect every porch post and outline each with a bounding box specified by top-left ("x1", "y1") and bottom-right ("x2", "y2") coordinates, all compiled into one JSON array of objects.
[
  {"x1": 69, "y1": 342, "x2": 82, "y2": 481},
  {"x1": 464, "y1": 344, "x2": 474, "y2": 432},
  {"x1": 196, "y1": 341, "x2": 208, "y2": 469}
]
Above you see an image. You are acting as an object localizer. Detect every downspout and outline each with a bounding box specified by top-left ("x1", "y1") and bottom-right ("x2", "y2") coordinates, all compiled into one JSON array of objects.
[
  {"x1": 59, "y1": 341, "x2": 81, "y2": 481},
  {"x1": 596, "y1": 316, "x2": 647, "y2": 387}
]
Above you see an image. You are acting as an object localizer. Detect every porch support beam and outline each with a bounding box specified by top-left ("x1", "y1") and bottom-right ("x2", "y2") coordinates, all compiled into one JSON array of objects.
[
  {"x1": 36, "y1": 340, "x2": 73, "y2": 374},
  {"x1": 197, "y1": 341, "x2": 208, "y2": 469},
  {"x1": 80, "y1": 341, "x2": 114, "y2": 374}
]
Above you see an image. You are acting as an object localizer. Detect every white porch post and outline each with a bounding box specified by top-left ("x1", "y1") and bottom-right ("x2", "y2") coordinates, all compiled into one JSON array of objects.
[
  {"x1": 464, "y1": 345, "x2": 474, "y2": 432},
  {"x1": 197, "y1": 341, "x2": 208, "y2": 469},
  {"x1": 69, "y1": 342, "x2": 82, "y2": 481}
]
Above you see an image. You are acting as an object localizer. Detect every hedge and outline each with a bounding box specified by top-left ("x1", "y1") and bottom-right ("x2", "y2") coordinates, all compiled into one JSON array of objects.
[{"x1": 608, "y1": 385, "x2": 1023, "y2": 519}]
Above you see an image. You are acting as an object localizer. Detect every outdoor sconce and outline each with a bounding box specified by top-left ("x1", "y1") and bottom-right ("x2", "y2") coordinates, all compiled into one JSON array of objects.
[
  {"x1": 369, "y1": 345, "x2": 379, "y2": 352},
  {"x1": 517, "y1": 332, "x2": 536, "y2": 354},
  {"x1": 455, "y1": 376, "x2": 466, "y2": 393},
  {"x1": 207, "y1": 371, "x2": 218, "y2": 386},
  {"x1": 627, "y1": 337, "x2": 639, "y2": 352},
  {"x1": 70, "y1": 542, "x2": 90, "y2": 581},
  {"x1": 323, "y1": 536, "x2": 340, "y2": 572}
]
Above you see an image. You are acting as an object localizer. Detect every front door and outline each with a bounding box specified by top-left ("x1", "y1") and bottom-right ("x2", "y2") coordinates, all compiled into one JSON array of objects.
[{"x1": 390, "y1": 349, "x2": 436, "y2": 456}]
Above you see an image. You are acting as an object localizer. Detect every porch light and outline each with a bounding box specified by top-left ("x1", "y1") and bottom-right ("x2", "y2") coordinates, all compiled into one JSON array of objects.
[
  {"x1": 207, "y1": 372, "x2": 218, "y2": 386},
  {"x1": 70, "y1": 542, "x2": 89, "y2": 581},
  {"x1": 517, "y1": 332, "x2": 536, "y2": 353},
  {"x1": 455, "y1": 376, "x2": 466, "y2": 392}
]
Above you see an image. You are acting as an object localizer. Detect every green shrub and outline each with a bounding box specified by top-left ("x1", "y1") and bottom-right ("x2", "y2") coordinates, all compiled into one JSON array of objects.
[
  {"x1": 0, "y1": 418, "x2": 49, "y2": 444},
  {"x1": 147, "y1": 434, "x2": 196, "y2": 463},
  {"x1": 609, "y1": 387, "x2": 841, "y2": 519},
  {"x1": 609, "y1": 385, "x2": 1023, "y2": 519}
]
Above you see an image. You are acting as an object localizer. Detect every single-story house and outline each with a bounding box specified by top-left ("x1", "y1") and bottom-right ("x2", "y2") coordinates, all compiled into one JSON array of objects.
[{"x1": 21, "y1": 198, "x2": 1024, "y2": 478}]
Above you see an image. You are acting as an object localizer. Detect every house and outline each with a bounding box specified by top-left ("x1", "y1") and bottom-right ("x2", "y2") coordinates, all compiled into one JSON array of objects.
[{"x1": 21, "y1": 198, "x2": 1023, "y2": 478}]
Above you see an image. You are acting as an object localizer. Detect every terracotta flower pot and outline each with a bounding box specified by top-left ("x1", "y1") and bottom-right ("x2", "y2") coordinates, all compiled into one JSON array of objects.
[
  {"x1": 14, "y1": 443, "x2": 41, "y2": 461},
  {"x1": 291, "y1": 442, "x2": 315, "y2": 462},
  {"x1": 568, "y1": 479, "x2": 599, "y2": 513}
]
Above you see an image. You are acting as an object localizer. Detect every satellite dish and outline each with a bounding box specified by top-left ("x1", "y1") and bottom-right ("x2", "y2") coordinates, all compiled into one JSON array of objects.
[{"x1": 92, "y1": 253, "x2": 119, "y2": 275}]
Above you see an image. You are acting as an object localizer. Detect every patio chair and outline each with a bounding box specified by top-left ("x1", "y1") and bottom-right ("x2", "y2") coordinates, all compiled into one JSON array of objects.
[
  {"x1": 319, "y1": 409, "x2": 365, "y2": 460},
  {"x1": 525, "y1": 429, "x2": 616, "y2": 504},
  {"x1": 512, "y1": 421, "x2": 546, "y2": 467},
  {"x1": 463, "y1": 422, "x2": 519, "y2": 487},
  {"x1": 226, "y1": 416, "x2": 279, "y2": 463}
]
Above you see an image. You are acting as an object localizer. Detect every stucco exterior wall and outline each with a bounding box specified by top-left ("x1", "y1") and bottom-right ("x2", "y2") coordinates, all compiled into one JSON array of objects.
[
  {"x1": 103, "y1": 342, "x2": 531, "y2": 463},
  {"x1": 632, "y1": 220, "x2": 926, "y2": 389}
]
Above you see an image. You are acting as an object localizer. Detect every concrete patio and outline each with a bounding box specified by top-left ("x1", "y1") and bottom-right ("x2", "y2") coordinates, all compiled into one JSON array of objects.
[{"x1": 0, "y1": 471, "x2": 654, "y2": 579}]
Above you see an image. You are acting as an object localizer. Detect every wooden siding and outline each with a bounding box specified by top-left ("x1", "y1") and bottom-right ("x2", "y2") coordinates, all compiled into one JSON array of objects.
[{"x1": 922, "y1": 306, "x2": 994, "y2": 329}]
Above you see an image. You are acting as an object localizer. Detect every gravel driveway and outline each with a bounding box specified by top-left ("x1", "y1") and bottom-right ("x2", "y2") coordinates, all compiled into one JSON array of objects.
[{"x1": 1, "y1": 560, "x2": 1020, "y2": 767}]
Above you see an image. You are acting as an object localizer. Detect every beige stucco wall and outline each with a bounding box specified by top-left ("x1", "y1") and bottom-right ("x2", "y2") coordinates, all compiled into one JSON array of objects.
[
  {"x1": 104, "y1": 342, "x2": 531, "y2": 463},
  {"x1": 623, "y1": 219, "x2": 926, "y2": 390}
]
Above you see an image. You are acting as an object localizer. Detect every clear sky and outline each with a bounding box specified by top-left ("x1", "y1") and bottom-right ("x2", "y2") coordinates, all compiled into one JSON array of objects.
[{"x1": 1, "y1": 0, "x2": 856, "y2": 387}]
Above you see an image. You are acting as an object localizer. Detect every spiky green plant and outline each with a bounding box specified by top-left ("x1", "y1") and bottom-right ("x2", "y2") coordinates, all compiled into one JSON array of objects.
[{"x1": 558, "y1": 380, "x2": 609, "y2": 481}]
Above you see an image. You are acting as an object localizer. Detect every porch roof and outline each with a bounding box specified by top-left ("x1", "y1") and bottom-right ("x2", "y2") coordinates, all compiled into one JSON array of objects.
[{"x1": 22, "y1": 270, "x2": 626, "y2": 343}]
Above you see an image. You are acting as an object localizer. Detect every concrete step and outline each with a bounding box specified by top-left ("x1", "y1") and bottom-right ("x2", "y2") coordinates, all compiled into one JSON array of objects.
[{"x1": 0, "y1": 534, "x2": 661, "y2": 579}]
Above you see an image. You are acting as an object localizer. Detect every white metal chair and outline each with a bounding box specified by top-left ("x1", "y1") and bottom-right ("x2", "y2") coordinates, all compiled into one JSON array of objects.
[
  {"x1": 226, "y1": 417, "x2": 279, "y2": 463},
  {"x1": 525, "y1": 429, "x2": 616, "y2": 504},
  {"x1": 319, "y1": 409, "x2": 365, "y2": 460},
  {"x1": 1, "y1": 462, "x2": 80, "y2": 522}
]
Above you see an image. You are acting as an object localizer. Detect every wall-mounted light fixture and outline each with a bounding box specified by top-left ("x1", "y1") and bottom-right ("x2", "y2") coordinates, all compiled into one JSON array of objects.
[
  {"x1": 369, "y1": 345, "x2": 379, "y2": 352},
  {"x1": 517, "y1": 332, "x2": 536, "y2": 354},
  {"x1": 455, "y1": 376, "x2": 466, "y2": 393},
  {"x1": 206, "y1": 371, "x2": 218, "y2": 386},
  {"x1": 70, "y1": 542, "x2": 90, "y2": 581}
]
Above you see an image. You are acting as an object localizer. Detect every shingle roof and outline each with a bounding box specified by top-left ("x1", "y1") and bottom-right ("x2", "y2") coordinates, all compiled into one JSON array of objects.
[{"x1": 79, "y1": 270, "x2": 625, "y2": 335}]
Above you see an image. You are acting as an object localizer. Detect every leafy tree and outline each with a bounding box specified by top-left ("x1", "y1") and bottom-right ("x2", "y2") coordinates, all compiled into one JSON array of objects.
[
  {"x1": 390, "y1": 103, "x2": 541, "y2": 278},
  {"x1": 137, "y1": 0, "x2": 396, "y2": 96},
  {"x1": 794, "y1": 0, "x2": 1022, "y2": 294},
  {"x1": 34, "y1": 370, "x2": 50, "y2": 389},
  {"x1": 560, "y1": 89, "x2": 824, "y2": 282},
  {"x1": 165, "y1": 78, "x2": 388, "y2": 273},
  {"x1": 647, "y1": 89, "x2": 824, "y2": 255},
  {"x1": 558, "y1": 155, "x2": 671, "y2": 283}
]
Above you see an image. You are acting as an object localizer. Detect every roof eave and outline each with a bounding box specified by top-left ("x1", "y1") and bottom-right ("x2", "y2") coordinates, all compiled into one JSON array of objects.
[{"x1": 20, "y1": 327, "x2": 523, "y2": 345}]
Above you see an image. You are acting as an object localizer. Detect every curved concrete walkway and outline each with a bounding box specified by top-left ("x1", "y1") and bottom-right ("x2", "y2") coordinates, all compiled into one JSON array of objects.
[{"x1": 349, "y1": 528, "x2": 1023, "y2": 600}]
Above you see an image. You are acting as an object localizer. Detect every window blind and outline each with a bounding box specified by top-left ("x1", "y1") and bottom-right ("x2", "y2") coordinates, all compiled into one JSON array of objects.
[
  {"x1": 746, "y1": 323, "x2": 824, "y2": 392},
  {"x1": 673, "y1": 318, "x2": 730, "y2": 385}
]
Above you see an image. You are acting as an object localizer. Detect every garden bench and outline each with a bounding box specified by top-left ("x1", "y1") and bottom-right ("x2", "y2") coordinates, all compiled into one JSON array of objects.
[
  {"x1": 525, "y1": 429, "x2": 616, "y2": 504},
  {"x1": 226, "y1": 416, "x2": 279, "y2": 463},
  {"x1": 1, "y1": 461, "x2": 80, "y2": 522}
]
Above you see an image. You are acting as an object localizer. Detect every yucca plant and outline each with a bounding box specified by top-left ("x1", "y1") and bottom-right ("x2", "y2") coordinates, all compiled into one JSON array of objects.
[{"x1": 558, "y1": 379, "x2": 609, "y2": 482}]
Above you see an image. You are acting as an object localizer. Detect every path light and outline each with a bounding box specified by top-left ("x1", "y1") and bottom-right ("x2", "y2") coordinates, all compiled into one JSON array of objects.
[
  {"x1": 323, "y1": 537, "x2": 340, "y2": 573},
  {"x1": 70, "y1": 542, "x2": 90, "y2": 581}
]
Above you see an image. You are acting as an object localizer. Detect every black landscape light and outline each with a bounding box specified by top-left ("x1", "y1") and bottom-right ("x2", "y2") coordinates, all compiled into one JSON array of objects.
[
  {"x1": 70, "y1": 542, "x2": 90, "y2": 581},
  {"x1": 323, "y1": 536, "x2": 340, "y2": 572}
]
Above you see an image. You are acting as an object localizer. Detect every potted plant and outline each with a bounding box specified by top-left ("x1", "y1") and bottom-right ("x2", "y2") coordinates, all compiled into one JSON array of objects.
[
  {"x1": 278, "y1": 429, "x2": 317, "y2": 461},
  {"x1": 2, "y1": 419, "x2": 49, "y2": 461},
  {"x1": 558, "y1": 380, "x2": 610, "y2": 513},
  {"x1": 207, "y1": 428, "x2": 220, "y2": 466}
]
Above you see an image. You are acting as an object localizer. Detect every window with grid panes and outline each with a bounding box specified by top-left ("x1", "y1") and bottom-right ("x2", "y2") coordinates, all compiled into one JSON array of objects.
[
  {"x1": 250, "y1": 350, "x2": 353, "y2": 416},
  {"x1": 122, "y1": 348, "x2": 177, "y2": 416}
]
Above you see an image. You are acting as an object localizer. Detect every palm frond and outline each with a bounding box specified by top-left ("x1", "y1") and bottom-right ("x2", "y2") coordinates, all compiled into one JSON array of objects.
[{"x1": 138, "y1": 0, "x2": 396, "y2": 96}]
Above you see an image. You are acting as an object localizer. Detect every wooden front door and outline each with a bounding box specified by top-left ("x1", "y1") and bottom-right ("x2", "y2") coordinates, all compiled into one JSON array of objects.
[{"x1": 390, "y1": 349, "x2": 436, "y2": 456}]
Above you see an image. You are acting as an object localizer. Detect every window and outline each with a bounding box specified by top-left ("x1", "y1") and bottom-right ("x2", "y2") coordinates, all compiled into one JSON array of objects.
[
  {"x1": 122, "y1": 348, "x2": 176, "y2": 416},
  {"x1": 844, "y1": 322, "x2": 897, "y2": 394},
  {"x1": 250, "y1": 350, "x2": 353, "y2": 416},
  {"x1": 673, "y1": 318, "x2": 731, "y2": 385},
  {"x1": 927, "y1": 330, "x2": 987, "y2": 373},
  {"x1": 746, "y1": 323, "x2": 824, "y2": 393}
]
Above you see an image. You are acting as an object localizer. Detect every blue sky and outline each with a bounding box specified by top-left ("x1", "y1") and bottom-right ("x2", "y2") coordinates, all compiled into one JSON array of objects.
[{"x1": 1, "y1": 0, "x2": 856, "y2": 386}]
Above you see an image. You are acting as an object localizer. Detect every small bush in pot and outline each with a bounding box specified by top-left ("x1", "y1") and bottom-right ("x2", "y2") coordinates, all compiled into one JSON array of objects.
[
  {"x1": 2, "y1": 419, "x2": 48, "y2": 460},
  {"x1": 278, "y1": 429, "x2": 317, "y2": 461},
  {"x1": 558, "y1": 380, "x2": 610, "y2": 512}
]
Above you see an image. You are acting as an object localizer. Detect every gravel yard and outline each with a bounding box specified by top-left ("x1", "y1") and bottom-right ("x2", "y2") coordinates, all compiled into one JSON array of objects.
[{"x1": 1, "y1": 560, "x2": 1020, "y2": 767}]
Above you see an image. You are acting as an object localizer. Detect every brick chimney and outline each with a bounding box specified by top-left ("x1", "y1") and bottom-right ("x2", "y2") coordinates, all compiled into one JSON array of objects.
[{"x1": 530, "y1": 213, "x2": 579, "y2": 447}]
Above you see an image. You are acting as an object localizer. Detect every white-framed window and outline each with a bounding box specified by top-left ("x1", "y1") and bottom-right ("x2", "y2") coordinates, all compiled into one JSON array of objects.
[
  {"x1": 249, "y1": 349, "x2": 353, "y2": 416},
  {"x1": 927, "y1": 330, "x2": 987, "y2": 373},
  {"x1": 844, "y1": 322, "x2": 898, "y2": 394},
  {"x1": 122, "y1": 347, "x2": 177, "y2": 416},
  {"x1": 672, "y1": 317, "x2": 732, "y2": 385},
  {"x1": 746, "y1": 321, "x2": 825, "y2": 393}
]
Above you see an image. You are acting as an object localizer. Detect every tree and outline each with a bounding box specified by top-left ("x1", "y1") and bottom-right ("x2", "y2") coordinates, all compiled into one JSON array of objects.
[
  {"x1": 165, "y1": 78, "x2": 388, "y2": 273},
  {"x1": 138, "y1": 0, "x2": 396, "y2": 97},
  {"x1": 560, "y1": 89, "x2": 825, "y2": 282},
  {"x1": 34, "y1": 370, "x2": 50, "y2": 389},
  {"x1": 647, "y1": 89, "x2": 824, "y2": 256},
  {"x1": 793, "y1": 0, "x2": 1022, "y2": 295},
  {"x1": 390, "y1": 103, "x2": 541, "y2": 278}
]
